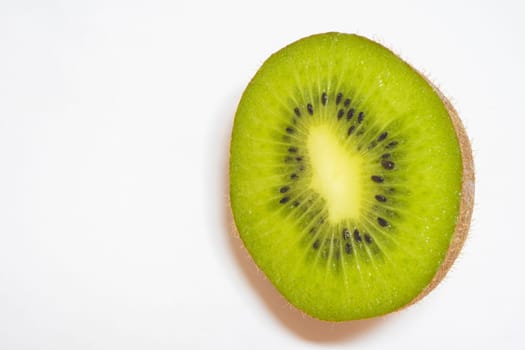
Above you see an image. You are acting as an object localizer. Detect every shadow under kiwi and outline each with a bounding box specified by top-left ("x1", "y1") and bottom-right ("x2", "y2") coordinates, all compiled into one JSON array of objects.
[{"x1": 219, "y1": 94, "x2": 387, "y2": 342}]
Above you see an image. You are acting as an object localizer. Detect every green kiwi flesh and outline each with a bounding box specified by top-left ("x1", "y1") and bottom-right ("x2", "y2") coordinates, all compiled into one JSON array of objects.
[{"x1": 229, "y1": 33, "x2": 473, "y2": 321}]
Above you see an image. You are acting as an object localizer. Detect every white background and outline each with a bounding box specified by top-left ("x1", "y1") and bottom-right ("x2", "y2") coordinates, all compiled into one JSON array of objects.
[{"x1": 0, "y1": 0, "x2": 523, "y2": 349}]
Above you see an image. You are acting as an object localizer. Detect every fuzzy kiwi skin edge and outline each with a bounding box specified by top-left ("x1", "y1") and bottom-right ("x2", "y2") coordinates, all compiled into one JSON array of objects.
[{"x1": 227, "y1": 39, "x2": 475, "y2": 322}]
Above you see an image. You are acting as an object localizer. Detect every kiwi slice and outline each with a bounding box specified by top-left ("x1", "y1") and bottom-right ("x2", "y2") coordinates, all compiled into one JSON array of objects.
[{"x1": 229, "y1": 33, "x2": 474, "y2": 321}]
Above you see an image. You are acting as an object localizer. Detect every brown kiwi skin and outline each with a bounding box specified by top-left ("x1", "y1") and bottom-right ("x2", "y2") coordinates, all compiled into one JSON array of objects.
[{"x1": 227, "y1": 35, "x2": 475, "y2": 322}]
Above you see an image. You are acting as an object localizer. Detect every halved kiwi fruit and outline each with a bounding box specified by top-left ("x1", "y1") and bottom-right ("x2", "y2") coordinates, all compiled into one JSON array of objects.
[{"x1": 229, "y1": 33, "x2": 474, "y2": 321}]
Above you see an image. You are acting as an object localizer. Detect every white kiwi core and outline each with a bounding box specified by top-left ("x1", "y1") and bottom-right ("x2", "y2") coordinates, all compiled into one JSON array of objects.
[{"x1": 307, "y1": 125, "x2": 363, "y2": 223}]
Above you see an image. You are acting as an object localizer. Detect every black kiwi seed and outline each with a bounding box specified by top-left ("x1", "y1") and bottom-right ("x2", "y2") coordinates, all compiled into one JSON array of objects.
[
  {"x1": 307, "y1": 103, "x2": 314, "y2": 115},
  {"x1": 288, "y1": 147, "x2": 298, "y2": 153},
  {"x1": 375, "y1": 194, "x2": 387, "y2": 202},
  {"x1": 386, "y1": 141, "x2": 398, "y2": 149},
  {"x1": 347, "y1": 108, "x2": 354, "y2": 120},
  {"x1": 313, "y1": 239, "x2": 321, "y2": 249},
  {"x1": 381, "y1": 159, "x2": 395, "y2": 170},
  {"x1": 377, "y1": 217, "x2": 389, "y2": 227},
  {"x1": 296, "y1": 156, "x2": 303, "y2": 161},
  {"x1": 345, "y1": 243, "x2": 352, "y2": 254},
  {"x1": 348, "y1": 125, "x2": 356, "y2": 136},
  {"x1": 292, "y1": 201, "x2": 300, "y2": 207},
  {"x1": 321, "y1": 92, "x2": 327, "y2": 105},
  {"x1": 290, "y1": 173, "x2": 298, "y2": 180},
  {"x1": 353, "y1": 229, "x2": 362, "y2": 243},
  {"x1": 377, "y1": 132, "x2": 388, "y2": 141},
  {"x1": 343, "y1": 228, "x2": 350, "y2": 240},
  {"x1": 280, "y1": 186, "x2": 289, "y2": 193},
  {"x1": 337, "y1": 109, "x2": 344, "y2": 119},
  {"x1": 371, "y1": 175, "x2": 384, "y2": 183},
  {"x1": 364, "y1": 233, "x2": 372, "y2": 244},
  {"x1": 367, "y1": 141, "x2": 377, "y2": 150},
  {"x1": 344, "y1": 98, "x2": 351, "y2": 107},
  {"x1": 294, "y1": 107, "x2": 301, "y2": 117},
  {"x1": 280, "y1": 197, "x2": 290, "y2": 204},
  {"x1": 336, "y1": 92, "x2": 343, "y2": 105},
  {"x1": 286, "y1": 127, "x2": 294, "y2": 134},
  {"x1": 382, "y1": 153, "x2": 391, "y2": 159},
  {"x1": 358, "y1": 112, "x2": 364, "y2": 123}
]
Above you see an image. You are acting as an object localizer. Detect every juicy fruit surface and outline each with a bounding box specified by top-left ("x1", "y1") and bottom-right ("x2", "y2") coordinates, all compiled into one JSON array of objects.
[{"x1": 229, "y1": 33, "x2": 463, "y2": 321}]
